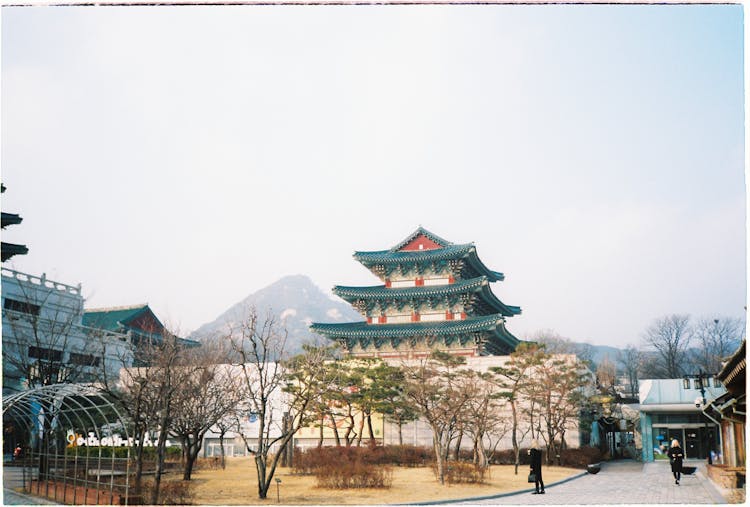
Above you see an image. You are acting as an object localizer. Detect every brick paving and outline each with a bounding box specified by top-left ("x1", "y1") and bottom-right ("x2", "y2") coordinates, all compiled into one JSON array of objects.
[{"x1": 447, "y1": 460, "x2": 728, "y2": 505}]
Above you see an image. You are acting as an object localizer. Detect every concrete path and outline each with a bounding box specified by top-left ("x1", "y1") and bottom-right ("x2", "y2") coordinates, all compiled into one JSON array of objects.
[
  {"x1": 3, "y1": 466, "x2": 59, "y2": 505},
  {"x1": 447, "y1": 460, "x2": 728, "y2": 505}
]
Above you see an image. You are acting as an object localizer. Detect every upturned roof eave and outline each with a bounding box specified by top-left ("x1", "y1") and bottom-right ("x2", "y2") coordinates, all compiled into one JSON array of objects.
[
  {"x1": 353, "y1": 243, "x2": 475, "y2": 263},
  {"x1": 333, "y1": 276, "x2": 488, "y2": 300},
  {"x1": 310, "y1": 314, "x2": 506, "y2": 338}
]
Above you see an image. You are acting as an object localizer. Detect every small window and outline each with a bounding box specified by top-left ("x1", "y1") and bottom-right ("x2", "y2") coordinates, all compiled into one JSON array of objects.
[
  {"x1": 4, "y1": 298, "x2": 40, "y2": 316},
  {"x1": 694, "y1": 378, "x2": 703, "y2": 390},
  {"x1": 69, "y1": 352, "x2": 100, "y2": 367},
  {"x1": 28, "y1": 346, "x2": 62, "y2": 362},
  {"x1": 683, "y1": 379, "x2": 690, "y2": 389}
]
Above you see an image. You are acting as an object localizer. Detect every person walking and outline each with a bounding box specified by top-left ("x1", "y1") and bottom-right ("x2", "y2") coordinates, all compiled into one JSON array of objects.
[
  {"x1": 528, "y1": 440, "x2": 545, "y2": 494},
  {"x1": 667, "y1": 439, "x2": 684, "y2": 485}
]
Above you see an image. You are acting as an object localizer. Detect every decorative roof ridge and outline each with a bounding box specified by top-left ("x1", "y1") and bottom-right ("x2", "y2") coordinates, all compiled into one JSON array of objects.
[
  {"x1": 84, "y1": 303, "x2": 150, "y2": 313},
  {"x1": 389, "y1": 226, "x2": 455, "y2": 252},
  {"x1": 355, "y1": 242, "x2": 474, "y2": 258}
]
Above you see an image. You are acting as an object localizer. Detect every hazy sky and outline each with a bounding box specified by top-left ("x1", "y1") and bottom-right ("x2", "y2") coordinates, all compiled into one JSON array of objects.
[{"x1": 2, "y1": 4, "x2": 745, "y2": 347}]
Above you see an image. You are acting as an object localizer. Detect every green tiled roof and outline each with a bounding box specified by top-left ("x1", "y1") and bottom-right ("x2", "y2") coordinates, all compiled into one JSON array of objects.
[
  {"x1": 83, "y1": 305, "x2": 153, "y2": 331},
  {"x1": 333, "y1": 276, "x2": 521, "y2": 317},
  {"x1": 311, "y1": 314, "x2": 504, "y2": 338},
  {"x1": 354, "y1": 244, "x2": 505, "y2": 282},
  {"x1": 310, "y1": 314, "x2": 519, "y2": 355},
  {"x1": 334, "y1": 277, "x2": 487, "y2": 299}
]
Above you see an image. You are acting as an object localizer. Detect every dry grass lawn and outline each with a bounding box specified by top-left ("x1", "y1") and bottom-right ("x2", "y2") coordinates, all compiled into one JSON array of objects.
[{"x1": 190, "y1": 457, "x2": 582, "y2": 505}]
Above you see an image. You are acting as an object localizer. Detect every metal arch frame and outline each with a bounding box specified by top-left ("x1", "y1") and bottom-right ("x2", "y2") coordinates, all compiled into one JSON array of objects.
[{"x1": 3, "y1": 383, "x2": 132, "y2": 505}]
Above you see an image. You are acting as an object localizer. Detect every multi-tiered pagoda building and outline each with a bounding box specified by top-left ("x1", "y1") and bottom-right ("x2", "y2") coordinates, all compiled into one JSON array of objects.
[{"x1": 311, "y1": 227, "x2": 521, "y2": 358}]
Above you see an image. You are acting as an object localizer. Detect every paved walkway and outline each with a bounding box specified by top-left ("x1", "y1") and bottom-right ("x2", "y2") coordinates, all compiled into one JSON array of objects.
[
  {"x1": 3, "y1": 466, "x2": 59, "y2": 505},
  {"x1": 448, "y1": 460, "x2": 728, "y2": 505}
]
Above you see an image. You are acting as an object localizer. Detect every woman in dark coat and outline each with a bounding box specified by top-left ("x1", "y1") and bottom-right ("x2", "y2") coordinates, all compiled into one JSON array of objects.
[
  {"x1": 667, "y1": 439, "x2": 684, "y2": 485},
  {"x1": 528, "y1": 440, "x2": 545, "y2": 494}
]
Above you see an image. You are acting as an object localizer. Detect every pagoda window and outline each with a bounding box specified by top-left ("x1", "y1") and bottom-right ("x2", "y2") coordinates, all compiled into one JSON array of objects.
[
  {"x1": 385, "y1": 279, "x2": 391, "y2": 288},
  {"x1": 423, "y1": 277, "x2": 451, "y2": 286},
  {"x1": 391, "y1": 279, "x2": 415, "y2": 288},
  {"x1": 378, "y1": 315, "x2": 387, "y2": 324},
  {"x1": 411, "y1": 312, "x2": 420, "y2": 322},
  {"x1": 389, "y1": 315, "x2": 411, "y2": 324},
  {"x1": 421, "y1": 312, "x2": 445, "y2": 322},
  {"x1": 415, "y1": 277, "x2": 424, "y2": 287},
  {"x1": 445, "y1": 310, "x2": 454, "y2": 320}
]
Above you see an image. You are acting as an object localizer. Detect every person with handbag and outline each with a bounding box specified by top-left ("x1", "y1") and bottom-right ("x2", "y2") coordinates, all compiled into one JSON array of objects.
[
  {"x1": 528, "y1": 439, "x2": 545, "y2": 494},
  {"x1": 667, "y1": 439, "x2": 684, "y2": 485}
]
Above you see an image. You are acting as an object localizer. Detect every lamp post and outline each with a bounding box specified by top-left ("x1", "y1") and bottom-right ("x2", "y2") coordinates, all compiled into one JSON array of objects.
[{"x1": 684, "y1": 370, "x2": 714, "y2": 464}]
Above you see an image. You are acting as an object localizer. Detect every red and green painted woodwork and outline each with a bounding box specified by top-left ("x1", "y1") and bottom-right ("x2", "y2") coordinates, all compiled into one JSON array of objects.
[{"x1": 310, "y1": 227, "x2": 521, "y2": 358}]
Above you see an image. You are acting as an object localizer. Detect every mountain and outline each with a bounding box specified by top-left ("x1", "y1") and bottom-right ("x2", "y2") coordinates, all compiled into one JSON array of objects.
[{"x1": 189, "y1": 275, "x2": 361, "y2": 356}]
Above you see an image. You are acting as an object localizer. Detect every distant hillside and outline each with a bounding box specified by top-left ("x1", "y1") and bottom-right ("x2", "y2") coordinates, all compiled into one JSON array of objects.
[{"x1": 189, "y1": 275, "x2": 361, "y2": 356}]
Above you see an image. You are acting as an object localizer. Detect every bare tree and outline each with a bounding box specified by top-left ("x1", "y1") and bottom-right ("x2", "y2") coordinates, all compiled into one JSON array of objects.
[
  {"x1": 490, "y1": 342, "x2": 546, "y2": 474},
  {"x1": 596, "y1": 355, "x2": 617, "y2": 397},
  {"x1": 461, "y1": 370, "x2": 507, "y2": 468},
  {"x1": 642, "y1": 314, "x2": 692, "y2": 378},
  {"x1": 401, "y1": 350, "x2": 471, "y2": 485},
  {"x1": 226, "y1": 307, "x2": 333, "y2": 500},
  {"x1": 102, "y1": 329, "x2": 189, "y2": 504},
  {"x1": 617, "y1": 345, "x2": 641, "y2": 398},
  {"x1": 529, "y1": 329, "x2": 594, "y2": 366},
  {"x1": 524, "y1": 353, "x2": 591, "y2": 465},
  {"x1": 170, "y1": 344, "x2": 242, "y2": 480},
  {"x1": 691, "y1": 316, "x2": 745, "y2": 373}
]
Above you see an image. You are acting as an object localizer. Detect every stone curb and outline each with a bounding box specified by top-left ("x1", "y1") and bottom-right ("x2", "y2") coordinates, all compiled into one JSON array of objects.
[{"x1": 395, "y1": 471, "x2": 590, "y2": 505}]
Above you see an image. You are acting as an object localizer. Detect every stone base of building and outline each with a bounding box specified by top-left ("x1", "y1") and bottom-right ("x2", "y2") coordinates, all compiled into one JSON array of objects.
[{"x1": 706, "y1": 463, "x2": 746, "y2": 490}]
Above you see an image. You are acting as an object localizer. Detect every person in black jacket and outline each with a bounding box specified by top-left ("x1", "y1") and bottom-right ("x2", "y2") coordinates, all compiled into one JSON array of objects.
[
  {"x1": 528, "y1": 440, "x2": 545, "y2": 494},
  {"x1": 667, "y1": 439, "x2": 684, "y2": 485}
]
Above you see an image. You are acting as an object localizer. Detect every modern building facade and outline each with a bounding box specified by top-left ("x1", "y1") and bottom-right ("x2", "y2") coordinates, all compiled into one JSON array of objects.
[
  {"x1": 639, "y1": 378, "x2": 725, "y2": 462},
  {"x1": 311, "y1": 227, "x2": 520, "y2": 358},
  {"x1": 2, "y1": 268, "x2": 131, "y2": 394}
]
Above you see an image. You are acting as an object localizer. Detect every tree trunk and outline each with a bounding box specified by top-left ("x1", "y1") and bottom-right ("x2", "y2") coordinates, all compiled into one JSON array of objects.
[
  {"x1": 219, "y1": 430, "x2": 226, "y2": 469},
  {"x1": 511, "y1": 401, "x2": 519, "y2": 475},
  {"x1": 453, "y1": 430, "x2": 463, "y2": 460},
  {"x1": 356, "y1": 414, "x2": 365, "y2": 447},
  {"x1": 183, "y1": 435, "x2": 204, "y2": 480},
  {"x1": 133, "y1": 429, "x2": 146, "y2": 495},
  {"x1": 255, "y1": 454, "x2": 269, "y2": 499},
  {"x1": 150, "y1": 423, "x2": 170, "y2": 505},
  {"x1": 397, "y1": 420, "x2": 404, "y2": 446},
  {"x1": 433, "y1": 435, "x2": 445, "y2": 485},
  {"x1": 366, "y1": 412, "x2": 375, "y2": 444}
]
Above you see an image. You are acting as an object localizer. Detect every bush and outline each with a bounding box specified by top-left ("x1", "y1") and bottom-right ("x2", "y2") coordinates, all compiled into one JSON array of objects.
[
  {"x1": 142, "y1": 479, "x2": 195, "y2": 505},
  {"x1": 490, "y1": 448, "x2": 531, "y2": 465},
  {"x1": 433, "y1": 461, "x2": 487, "y2": 484},
  {"x1": 314, "y1": 461, "x2": 393, "y2": 489},
  {"x1": 293, "y1": 445, "x2": 432, "y2": 474},
  {"x1": 559, "y1": 447, "x2": 603, "y2": 468}
]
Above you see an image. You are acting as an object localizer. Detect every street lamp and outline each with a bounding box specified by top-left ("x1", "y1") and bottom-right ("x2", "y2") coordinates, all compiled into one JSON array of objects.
[{"x1": 684, "y1": 370, "x2": 715, "y2": 464}]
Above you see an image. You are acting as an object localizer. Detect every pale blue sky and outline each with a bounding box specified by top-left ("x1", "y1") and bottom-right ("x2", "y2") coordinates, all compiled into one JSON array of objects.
[{"x1": 1, "y1": 5, "x2": 745, "y2": 347}]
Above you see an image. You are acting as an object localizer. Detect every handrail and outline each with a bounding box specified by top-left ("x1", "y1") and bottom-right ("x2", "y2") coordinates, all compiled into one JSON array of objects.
[{"x1": 1, "y1": 268, "x2": 82, "y2": 296}]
